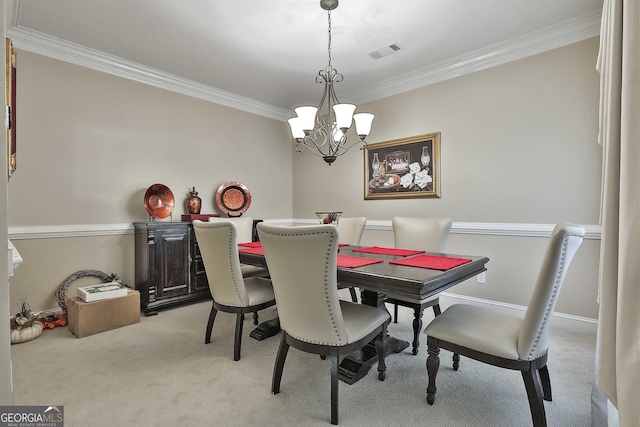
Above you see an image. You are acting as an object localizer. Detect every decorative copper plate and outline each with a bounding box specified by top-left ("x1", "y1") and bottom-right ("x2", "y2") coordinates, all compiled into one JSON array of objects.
[
  {"x1": 144, "y1": 184, "x2": 175, "y2": 219},
  {"x1": 216, "y1": 181, "x2": 251, "y2": 216}
]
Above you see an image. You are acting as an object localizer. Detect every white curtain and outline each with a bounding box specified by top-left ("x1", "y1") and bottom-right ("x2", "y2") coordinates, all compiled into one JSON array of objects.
[{"x1": 594, "y1": 0, "x2": 640, "y2": 426}]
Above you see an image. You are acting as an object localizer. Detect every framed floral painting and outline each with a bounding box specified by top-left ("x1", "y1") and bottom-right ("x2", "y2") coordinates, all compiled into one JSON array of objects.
[{"x1": 364, "y1": 132, "x2": 441, "y2": 200}]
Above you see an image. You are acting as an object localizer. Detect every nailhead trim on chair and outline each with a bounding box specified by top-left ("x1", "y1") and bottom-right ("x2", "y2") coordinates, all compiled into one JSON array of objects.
[
  {"x1": 261, "y1": 227, "x2": 345, "y2": 346},
  {"x1": 325, "y1": 232, "x2": 342, "y2": 345},
  {"x1": 209, "y1": 222, "x2": 245, "y2": 307},
  {"x1": 526, "y1": 232, "x2": 580, "y2": 360}
]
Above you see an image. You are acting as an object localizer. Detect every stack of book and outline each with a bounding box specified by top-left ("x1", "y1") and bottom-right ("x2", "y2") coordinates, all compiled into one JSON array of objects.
[{"x1": 77, "y1": 282, "x2": 129, "y2": 302}]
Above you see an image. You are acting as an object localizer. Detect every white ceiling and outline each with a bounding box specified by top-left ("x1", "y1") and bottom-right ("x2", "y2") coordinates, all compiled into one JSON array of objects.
[{"x1": 6, "y1": 0, "x2": 603, "y2": 121}]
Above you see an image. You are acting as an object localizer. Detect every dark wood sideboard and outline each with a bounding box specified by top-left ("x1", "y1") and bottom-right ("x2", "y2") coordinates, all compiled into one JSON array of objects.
[
  {"x1": 134, "y1": 222, "x2": 211, "y2": 316},
  {"x1": 133, "y1": 219, "x2": 263, "y2": 316}
]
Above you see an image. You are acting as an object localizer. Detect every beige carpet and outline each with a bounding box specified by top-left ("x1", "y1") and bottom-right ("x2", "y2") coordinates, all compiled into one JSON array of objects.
[{"x1": 10, "y1": 299, "x2": 595, "y2": 426}]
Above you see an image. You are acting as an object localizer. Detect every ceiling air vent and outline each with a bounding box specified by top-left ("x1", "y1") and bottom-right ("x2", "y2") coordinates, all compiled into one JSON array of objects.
[{"x1": 367, "y1": 43, "x2": 403, "y2": 60}]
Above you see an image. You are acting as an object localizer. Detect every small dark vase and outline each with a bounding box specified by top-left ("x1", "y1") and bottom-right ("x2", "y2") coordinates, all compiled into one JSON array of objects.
[{"x1": 186, "y1": 187, "x2": 202, "y2": 214}]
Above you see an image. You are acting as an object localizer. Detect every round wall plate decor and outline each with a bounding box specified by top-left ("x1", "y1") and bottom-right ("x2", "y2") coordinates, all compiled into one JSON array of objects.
[
  {"x1": 144, "y1": 183, "x2": 175, "y2": 219},
  {"x1": 216, "y1": 181, "x2": 251, "y2": 216}
]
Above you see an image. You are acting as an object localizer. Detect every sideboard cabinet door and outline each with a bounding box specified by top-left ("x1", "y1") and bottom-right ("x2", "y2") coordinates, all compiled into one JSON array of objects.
[{"x1": 134, "y1": 222, "x2": 211, "y2": 316}]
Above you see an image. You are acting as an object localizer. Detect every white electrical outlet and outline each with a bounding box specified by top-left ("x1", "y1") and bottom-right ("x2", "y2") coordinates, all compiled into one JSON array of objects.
[{"x1": 477, "y1": 272, "x2": 486, "y2": 284}]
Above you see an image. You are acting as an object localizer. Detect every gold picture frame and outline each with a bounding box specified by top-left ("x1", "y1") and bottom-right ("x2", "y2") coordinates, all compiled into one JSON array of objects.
[
  {"x1": 364, "y1": 132, "x2": 441, "y2": 200},
  {"x1": 6, "y1": 38, "x2": 16, "y2": 179}
]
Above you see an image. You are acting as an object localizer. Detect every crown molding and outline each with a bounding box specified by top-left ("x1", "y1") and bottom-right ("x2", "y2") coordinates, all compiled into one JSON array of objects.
[
  {"x1": 6, "y1": 6, "x2": 601, "y2": 121},
  {"x1": 5, "y1": 25, "x2": 292, "y2": 122},
  {"x1": 345, "y1": 10, "x2": 602, "y2": 105}
]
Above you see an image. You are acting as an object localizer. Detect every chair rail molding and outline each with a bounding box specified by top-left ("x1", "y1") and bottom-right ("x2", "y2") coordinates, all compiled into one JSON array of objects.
[
  {"x1": 8, "y1": 223, "x2": 135, "y2": 240},
  {"x1": 8, "y1": 220, "x2": 601, "y2": 240},
  {"x1": 438, "y1": 293, "x2": 597, "y2": 334}
]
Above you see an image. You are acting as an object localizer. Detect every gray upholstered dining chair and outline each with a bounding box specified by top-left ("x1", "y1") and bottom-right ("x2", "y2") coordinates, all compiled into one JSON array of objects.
[
  {"x1": 257, "y1": 223, "x2": 390, "y2": 425},
  {"x1": 192, "y1": 220, "x2": 276, "y2": 361},
  {"x1": 386, "y1": 216, "x2": 453, "y2": 355},
  {"x1": 424, "y1": 222, "x2": 585, "y2": 427},
  {"x1": 337, "y1": 216, "x2": 367, "y2": 303},
  {"x1": 208, "y1": 216, "x2": 269, "y2": 278}
]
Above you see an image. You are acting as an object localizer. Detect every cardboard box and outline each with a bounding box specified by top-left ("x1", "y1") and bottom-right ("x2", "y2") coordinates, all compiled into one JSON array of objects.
[{"x1": 68, "y1": 290, "x2": 140, "y2": 338}]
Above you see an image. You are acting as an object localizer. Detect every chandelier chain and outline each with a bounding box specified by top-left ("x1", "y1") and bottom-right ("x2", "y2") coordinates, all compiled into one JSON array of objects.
[{"x1": 327, "y1": 10, "x2": 332, "y2": 72}]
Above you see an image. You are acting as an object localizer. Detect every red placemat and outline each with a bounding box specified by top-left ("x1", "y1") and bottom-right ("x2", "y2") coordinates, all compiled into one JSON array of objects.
[
  {"x1": 338, "y1": 243, "x2": 349, "y2": 247},
  {"x1": 389, "y1": 254, "x2": 472, "y2": 270},
  {"x1": 238, "y1": 242, "x2": 262, "y2": 247},
  {"x1": 238, "y1": 247, "x2": 265, "y2": 256},
  {"x1": 352, "y1": 246, "x2": 425, "y2": 257},
  {"x1": 337, "y1": 254, "x2": 384, "y2": 268}
]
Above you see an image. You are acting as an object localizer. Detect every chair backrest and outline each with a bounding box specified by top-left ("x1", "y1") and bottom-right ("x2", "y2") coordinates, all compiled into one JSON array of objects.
[
  {"x1": 337, "y1": 217, "x2": 367, "y2": 245},
  {"x1": 518, "y1": 222, "x2": 585, "y2": 360},
  {"x1": 208, "y1": 216, "x2": 254, "y2": 243},
  {"x1": 392, "y1": 217, "x2": 453, "y2": 252},
  {"x1": 257, "y1": 223, "x2": 348, "y2": 346},
  {"x1": 192, "y1": 220, "x2": 249, "y2": 307}
]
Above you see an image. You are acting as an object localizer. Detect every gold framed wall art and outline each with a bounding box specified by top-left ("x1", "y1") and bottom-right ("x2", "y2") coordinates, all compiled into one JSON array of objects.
[{"x1": 364, "y1": 132, "x2": 441, "y2": 200}]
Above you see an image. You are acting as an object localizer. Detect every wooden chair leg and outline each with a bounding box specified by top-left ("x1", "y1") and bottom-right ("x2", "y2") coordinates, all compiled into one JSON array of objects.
[
  {"x1": 272, "y1": 334, "x2": 289, "y2": 394},
  {"x1": 205, "y1": 304, "x2": 217, "y2": 344},
  {"x1": 522, "y1": 368, "x2": 548, "y2": 427},
  {"x1": 538, "y1": 365, "x2": 552, "y2": 401},
  {"x1": 411, "y1": 307, "x2": 424, "y2": 355},
  {"x1": 431, "y1": 304, "x2": 460, "y2": 367},
  {"x1": 375, "y1": 326, "x2": 387, "y2": 381},
  {"x1": 348, "y1": 287, "x2": 358, "y2": 303},
  {"x1": 233, "y1": 312, "x2": 244, "y2": 361},
  {"x1": 331, "y1": 355, "x2": 339, "y2": 425},
  {"x1": 426, "y1": 338, "x2": 440, "y2": 405},
  {"x1": 432, "y1": 304, "x2": 442, "y2": 316}
]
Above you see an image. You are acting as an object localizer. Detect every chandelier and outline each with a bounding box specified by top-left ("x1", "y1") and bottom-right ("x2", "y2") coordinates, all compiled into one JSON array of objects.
[{"x1": 287, "y1": 0, "x2": 374, "y2": 165}]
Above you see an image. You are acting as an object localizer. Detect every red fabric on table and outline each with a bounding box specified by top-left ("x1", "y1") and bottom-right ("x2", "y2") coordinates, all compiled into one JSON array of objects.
[
  {"x1": 240, "y1": 242, "x2": 344, "y2": 248},
  {"x1": 238, "y1": 242, "x2": 262, "y2": 247},
  {"x1": 352, "y1": 246, "x2": 425, "y2": 257},
  {"x1": 337, "y1": 254, "x2": 384, "y2": 268},
  {"x1": 389, "y1": 254, "x2": 472, "y2": 270},
  {"x1": 238, "y1": 247, "x2": 265, "y2": 256}
]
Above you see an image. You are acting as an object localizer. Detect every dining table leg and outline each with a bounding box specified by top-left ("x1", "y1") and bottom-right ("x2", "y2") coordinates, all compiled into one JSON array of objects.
[{"x1": 338, "y1": 289, "x2": 410, "y2": 384}]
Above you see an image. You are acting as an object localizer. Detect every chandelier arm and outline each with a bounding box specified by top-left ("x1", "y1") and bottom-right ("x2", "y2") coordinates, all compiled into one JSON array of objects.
[
  {"x1": 295, "y1": 139, "x2": 320, "y2": 156},
  {"x1": 302, "y1": 127, "x2": 330, "y2": 153}
]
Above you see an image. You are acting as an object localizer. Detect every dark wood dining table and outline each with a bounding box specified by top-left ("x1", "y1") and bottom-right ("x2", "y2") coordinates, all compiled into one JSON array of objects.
[{"x1": 238, "y1": 245, "x2": 489, "y2": 384}]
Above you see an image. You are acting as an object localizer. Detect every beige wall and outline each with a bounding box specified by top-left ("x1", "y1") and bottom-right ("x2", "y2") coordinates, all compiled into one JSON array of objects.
[
  {"x1": 293, "y1": 38, "x2": 602, "y2": 319},
  {"x1": 293, "y1": 39, "x2": 601, "y2": 224},
  {"x1": 10, "y1": 52, "x2": 292, "y2": 226},
  {"x1": 9, "y1": 235, "x2": 134, "y2": 312},
  {"x1": 8, "y1": 51, "x2": 292, "y2": 311},
  {"x1": 8, "y1": 39, "x2": 602, "y2": 321}
]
